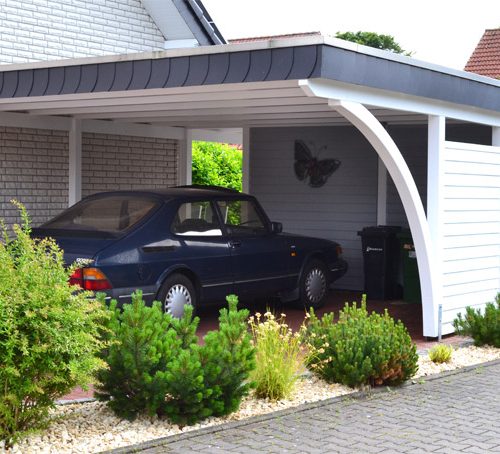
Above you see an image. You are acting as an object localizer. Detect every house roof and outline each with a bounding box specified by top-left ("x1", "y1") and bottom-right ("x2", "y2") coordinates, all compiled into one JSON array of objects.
[
  {"x1": 465, "y1": 28, "x2": 500, "y2": 79},
  {"x1": 229, "y1": 32, "x2": 322, "y2": 44}
]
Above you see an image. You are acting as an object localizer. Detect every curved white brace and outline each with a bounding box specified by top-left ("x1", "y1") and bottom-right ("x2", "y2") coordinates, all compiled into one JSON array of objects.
[{"x1": 300, "y1": 80, "x2": 439, "y2": 336}]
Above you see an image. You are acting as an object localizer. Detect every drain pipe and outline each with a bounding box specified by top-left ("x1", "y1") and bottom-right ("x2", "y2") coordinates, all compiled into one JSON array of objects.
[{"x1": 437, "y1": 304, "x2": 443, "y2": 342}]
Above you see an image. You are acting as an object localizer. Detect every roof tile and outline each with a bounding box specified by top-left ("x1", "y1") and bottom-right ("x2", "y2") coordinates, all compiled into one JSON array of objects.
[{"x1": 465, "y1": 28, "x2": 500, "y2": 79}]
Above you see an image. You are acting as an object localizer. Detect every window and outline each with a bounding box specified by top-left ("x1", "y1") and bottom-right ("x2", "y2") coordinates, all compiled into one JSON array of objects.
[
  {"x1": 217, "y1": 200, "x2": 267, "y2": 236},
  {"x1": 42, "y1": 195, "x2": 157, "y2": 233},
  {"x1": 172, "y1": 201, "x2": 222, "y2": 236}
]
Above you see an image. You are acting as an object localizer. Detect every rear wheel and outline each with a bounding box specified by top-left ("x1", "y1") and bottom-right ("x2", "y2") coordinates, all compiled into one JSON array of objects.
[
  {"x1": 298, "y1": 259, "x2": 329, "y2": 310},
  {"x1": 158, "y1": 273, "x2": 196, "y2": 318}
]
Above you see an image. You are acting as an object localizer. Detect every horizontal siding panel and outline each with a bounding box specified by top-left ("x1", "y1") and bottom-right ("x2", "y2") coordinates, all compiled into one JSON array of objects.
[
  {"x1": 443, "y1": 233, "x2": 500, "y2": 248},
  {"x1": 443, "y1": 245, "x2": 500, "y2": 261},
  {"x1": 443, "y1": 186, "x2": 500, "y2": 199},
  {"x1": 444, "y1": 173, "x2": 500, "y2": 187},
  {"x1": 444, "y1": 161, "x2": 500, "y2": 176},
  {"x1": 443, "y1": 279, "x2": 499, "y2": 297},
  {"x1": 443, "y1": 199, "x2": 500, "y2": 211},
  {"x1": 443, "y1": 256, "x2": 500, "y2": 273},
  {"x1": 443, "y1": 268, "x2": 500, "y2": 286},
  {"x1": 443, "y1": 211, "x2": 500, "y2": 223},
  {"x1": 442, "y1": 290, "x2": 498, "y2": 311},
  {"x1": 442, "y1": 222, "x2": 499, "y2": 236},
  {"x1": 444, "y1": 149, "x2": 500, "y2": 165}
]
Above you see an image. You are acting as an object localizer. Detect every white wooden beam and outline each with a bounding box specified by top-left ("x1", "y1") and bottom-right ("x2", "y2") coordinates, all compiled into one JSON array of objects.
[
  {"x1": 191, "y1": 128, "x2": 242, "y2": 144},
  {"x1": 376, "y1": 157, "x2": 387, "y2": 225},
  {"x1": 82, "y1": 120, "x2": 184, "y2": 140},
  {"x1": 68, "y1": 118, "x2": 82, "y2": 206},
  {"x1": 242, "y1": 127, "x2": 251, "y2": 194},
  {"x1": 178, "y1": 129, "x2": 192, "y2": 186},
  {"x1": 493, "y1": 127, "x2": 500, "y2": 146},
  {"x1": 0, "y1": 111, "x2": 71, "y2": 130}
]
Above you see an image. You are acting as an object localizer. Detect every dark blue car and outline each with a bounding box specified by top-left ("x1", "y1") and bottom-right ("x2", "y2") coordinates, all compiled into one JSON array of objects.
[{"x1": 33, "y1": 186, "x2": 347, "y2": 316}]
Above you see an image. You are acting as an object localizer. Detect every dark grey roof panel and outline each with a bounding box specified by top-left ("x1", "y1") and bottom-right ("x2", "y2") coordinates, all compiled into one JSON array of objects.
[
  {"x1": 165, "y1": 56, "x2": 190, "y2": 87},
  {"x1": 60, "y1": 66, "x2": 81, "y2": 94},
  {"x1": 246, "y1": 49, "x2": 272, "y2": 82},
  {"x1": 267, "y1": 47, "x2": 295, "y2": 80},
  {"x1": 129, "y1": 60, "x2": 152, "y2": 90},
  {"x1": 185, "y1": 54, "x2": 209, "y2": 86},
  {"x1": 94, "y1": 63, "x2": 116, "y2": 92},
  {"x1": 110, "y1": 61, "x2": 134, "y2": 91},
  {"x1": 320, "y1": 46, "x2": 500, "y2": 112},
  {"x1": 30, "y1": 68, "x2": 49, "y2": 96},
  {"x1": 224, "y1": 52, "x2": 251, "y2": 83},
  {"x1": 45, "y1": 67, "x2": 65, "y2": 95},
  {"x1": 76, "y1": 65, "x2": 98, "y2": 93},
  {"x1": 14, "y1": 70, "x2": 33, "y2": 97},
  {"x1": 288, "y1": 45, "x2": 320, "y2": 79},
  {"x1": 3, "y1": 71, "x2": 19, "y2": 97},
  {"x1": 204, "y1": 53, "x2": 230, "y2": 84},
  {"x1": 146, "y1": 59, "x2": 170, "y2": 89}
]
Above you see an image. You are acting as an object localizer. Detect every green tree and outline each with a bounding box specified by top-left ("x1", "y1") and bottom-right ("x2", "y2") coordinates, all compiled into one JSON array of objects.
[
  {"x1": 335, "y1": 31, "x2": 412, "y2": 56},
  {"x1": 192, "y1": 141, "x2": 242, "y2": 191}
]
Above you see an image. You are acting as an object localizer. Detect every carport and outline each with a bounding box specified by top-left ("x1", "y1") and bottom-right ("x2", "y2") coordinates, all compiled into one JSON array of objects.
[{"x1": 0, "y1": 35, "x2": 499, "y2": 337}]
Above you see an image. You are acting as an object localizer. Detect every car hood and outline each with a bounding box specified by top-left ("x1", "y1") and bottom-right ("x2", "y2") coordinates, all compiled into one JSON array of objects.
[{"x1": 32, "y1": 228, "x2": 117, "y2": 266}]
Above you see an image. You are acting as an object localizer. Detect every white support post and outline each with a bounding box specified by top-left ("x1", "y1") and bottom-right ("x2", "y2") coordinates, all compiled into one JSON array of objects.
[
  {"x1": 68, "y1": 118, "x2": 82, "y2": 206},
  {"x1": 377, "y1": 157, "x2": 387, "y2": 225},
  {"x1": 242, "y1": 127, "x2": 251, "y2": 193},
  {"x1": 178, "y1": 129, "x2": 192, "y2": 186},
  {"x1": 493, "y1": 127, "x2": 500, "y2": 146}
]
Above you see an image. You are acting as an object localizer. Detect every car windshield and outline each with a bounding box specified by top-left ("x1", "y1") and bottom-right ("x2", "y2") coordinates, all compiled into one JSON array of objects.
[{"x1": 41, "y1": 195, "x2": 159, "y2": 233}]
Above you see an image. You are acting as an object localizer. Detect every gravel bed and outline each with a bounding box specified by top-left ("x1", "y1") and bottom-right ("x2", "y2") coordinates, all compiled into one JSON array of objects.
[{"x1": 4, "y1": 345, "x2": 500, "y2": 454}]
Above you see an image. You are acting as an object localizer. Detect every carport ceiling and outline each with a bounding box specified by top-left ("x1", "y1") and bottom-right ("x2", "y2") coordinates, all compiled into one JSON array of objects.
[{"x1": 0, "y1": 37, "x2": 498, "y2": 129}]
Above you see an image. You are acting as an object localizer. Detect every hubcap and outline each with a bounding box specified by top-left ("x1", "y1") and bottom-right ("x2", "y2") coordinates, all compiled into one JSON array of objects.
[
  {"x1": 165, "y1": 284, "x2": 192, "y2": 318},
  {"x1": 305, "y1": 268, "x2": 326, "y2": 303}
]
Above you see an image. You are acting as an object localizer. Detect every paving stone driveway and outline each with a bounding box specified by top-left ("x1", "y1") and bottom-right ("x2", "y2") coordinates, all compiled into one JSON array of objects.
[{"x1": 114, "y1": 360, "x2": 500, "y2": 454}]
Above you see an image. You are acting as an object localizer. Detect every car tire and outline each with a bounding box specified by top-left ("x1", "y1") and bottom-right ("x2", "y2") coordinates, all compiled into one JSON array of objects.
[
  {"x1": 158, "y1": 273, "x2": 196, "y2": 318},
  {"x1": 298, "y1": 259, "x2": 329, "y2": 310}
]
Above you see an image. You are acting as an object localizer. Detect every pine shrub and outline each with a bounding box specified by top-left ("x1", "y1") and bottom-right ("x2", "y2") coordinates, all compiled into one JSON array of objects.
[
  {"x1": 453, "y1": 294, "x2": 500, "y2": 348},
  {"x1": 428, "y1": 344, "x2": 453, "y2": 364},
  {"x1": 304, "y1": 296, "x2": 418, "y2": 388},
  {"x1": 0, "y1": 202, "x2": 108, "y2": 448}
]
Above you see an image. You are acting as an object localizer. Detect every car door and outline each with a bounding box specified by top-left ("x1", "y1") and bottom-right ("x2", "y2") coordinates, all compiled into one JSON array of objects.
[{"x1": 215, "y1": 198, "x2": 293, "y2": 299}]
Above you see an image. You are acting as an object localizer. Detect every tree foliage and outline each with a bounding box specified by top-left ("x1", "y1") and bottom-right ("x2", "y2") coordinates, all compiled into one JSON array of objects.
[
  {"x1": 335, "y1": 31, "x2": 412, "y2": 56},
  {"x1": 192, "y1": 141, "x2": 242, "y2": 191}
]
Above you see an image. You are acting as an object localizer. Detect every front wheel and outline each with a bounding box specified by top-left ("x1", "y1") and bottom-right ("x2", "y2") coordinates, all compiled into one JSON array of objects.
[
  {"x1": 157, "y1": 273, "x2": 196, "y2": 318},
  {"x1": 298, "y1": 259, "x2": 329, "y2": 310}
]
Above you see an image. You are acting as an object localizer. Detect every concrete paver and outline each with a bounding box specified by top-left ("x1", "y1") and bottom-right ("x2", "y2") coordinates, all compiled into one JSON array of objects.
[{"x1": 111, "y1": 361, "x2": 500, "y2": 454}]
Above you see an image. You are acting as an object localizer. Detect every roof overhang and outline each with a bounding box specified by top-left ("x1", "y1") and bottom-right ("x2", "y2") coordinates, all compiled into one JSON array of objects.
[{"x1": 0, "y1": 36, "x2": 498, "y2": 129}]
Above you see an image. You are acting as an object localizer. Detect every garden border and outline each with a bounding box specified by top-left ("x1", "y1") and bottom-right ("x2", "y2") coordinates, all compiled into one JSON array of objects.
[{"x1": 103, "y1": 358, "x2": 500, "y2": 454}]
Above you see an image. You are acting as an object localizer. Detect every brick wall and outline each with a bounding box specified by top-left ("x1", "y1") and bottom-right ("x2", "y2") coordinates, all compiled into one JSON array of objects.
[
  {"x1": 82, "y1": 132, "x2": 178, "y2": 196},
  {"x1": 0, "y1": 128, "x2": 179, "y2": 229},
  {"x1": 0, "y1": 0, "x2": 166, "y2": 64},
  {"x1": 0, "y1": 126, "x2": 69, "y2": 227}
]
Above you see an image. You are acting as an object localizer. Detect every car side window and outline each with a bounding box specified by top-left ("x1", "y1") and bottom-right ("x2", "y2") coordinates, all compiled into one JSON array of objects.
[
  {"x1": 171, "y1": 201, "x2": 223, "y2": 236},
  {"x1": 217, "y1": 199, "x2": 268, "y2": 236}
]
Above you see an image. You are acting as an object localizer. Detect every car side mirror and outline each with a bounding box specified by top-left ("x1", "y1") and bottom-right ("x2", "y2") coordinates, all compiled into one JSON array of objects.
[{"x1": 271, "y1": 222, "x2": 282, "y2": 234}]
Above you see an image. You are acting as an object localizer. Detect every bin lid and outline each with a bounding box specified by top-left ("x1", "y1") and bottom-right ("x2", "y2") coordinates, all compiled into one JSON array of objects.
[{"x1": 357, "y1": 225, "x2": 402, "y2": 237}]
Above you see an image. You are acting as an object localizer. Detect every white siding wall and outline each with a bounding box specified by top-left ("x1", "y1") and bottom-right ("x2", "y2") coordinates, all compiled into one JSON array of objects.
[
  {"x1": 440, "y1": 141, "x2": 500, "y2": 332},
  {"x1": 0, "y1": 0, "x2": 166, "y2": 64}
]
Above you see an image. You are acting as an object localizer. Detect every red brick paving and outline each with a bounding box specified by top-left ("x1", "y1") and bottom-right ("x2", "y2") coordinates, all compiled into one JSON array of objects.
[{"x1": 62, "y1": 290, "x2": 466, "y2": 401}]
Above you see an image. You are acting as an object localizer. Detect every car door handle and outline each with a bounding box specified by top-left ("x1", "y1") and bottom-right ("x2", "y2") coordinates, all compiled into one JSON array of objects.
[{"x1": 229, "y1": 240, "x2": 242, "y2": 248}]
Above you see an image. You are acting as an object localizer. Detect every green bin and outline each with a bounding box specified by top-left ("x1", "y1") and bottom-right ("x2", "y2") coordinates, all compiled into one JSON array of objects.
[{"x1": 397, "y1": 230, "x2": 421, "y2": 304}]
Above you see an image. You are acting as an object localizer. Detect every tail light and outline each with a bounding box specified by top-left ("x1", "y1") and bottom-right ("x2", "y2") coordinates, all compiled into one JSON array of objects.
[
  {"x1": 69, "y1": 268, "x2": 112, "y2": 291},
  {"x1": 336, "y1": 245, "x2": 343, "y2": 257}
]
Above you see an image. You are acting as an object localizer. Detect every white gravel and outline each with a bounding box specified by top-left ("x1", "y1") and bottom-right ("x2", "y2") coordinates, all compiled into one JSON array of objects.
[{"x1": 3, "y1": 345, "x2": 500, "y2": 454}]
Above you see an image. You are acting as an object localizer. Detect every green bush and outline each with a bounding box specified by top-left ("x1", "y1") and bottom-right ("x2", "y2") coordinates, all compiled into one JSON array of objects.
[
  {"x1": 453, "y1": 294, "x2": 500, "y2": 347},
  {"x1": 0, "y1": 202, "x2": 108, "y2": 448},
  {"x1": 428, "y1": 344, "x2": 453, "y2": 364},
  {"x1": 97, "y1": 293, "x2": 255, "y2": 425},
  {"x1": 248, "y1": 311, "x2": 304, "y2": 401},
  {"x1": 304, "y1": 296, "x2": 418, "y2": 388}
]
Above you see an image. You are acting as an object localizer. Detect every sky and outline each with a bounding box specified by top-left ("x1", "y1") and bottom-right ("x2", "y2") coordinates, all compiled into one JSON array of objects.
[{"x1": 202, "y1": 0, "x2": 500, "y2": 70}]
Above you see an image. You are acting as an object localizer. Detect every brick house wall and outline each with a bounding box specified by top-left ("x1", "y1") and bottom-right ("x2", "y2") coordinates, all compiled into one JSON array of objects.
[
  {"x1": 0, "y1": 127, "x2": 178, "y2": 228},
  {"x1": 0, "y1": 0, "x2": 166, "y2": 64}
]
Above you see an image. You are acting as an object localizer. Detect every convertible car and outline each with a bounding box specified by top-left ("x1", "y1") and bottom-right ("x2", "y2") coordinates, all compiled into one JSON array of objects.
[{"x1": 32, "y1": 186, "x2": 348, "y2": 316}]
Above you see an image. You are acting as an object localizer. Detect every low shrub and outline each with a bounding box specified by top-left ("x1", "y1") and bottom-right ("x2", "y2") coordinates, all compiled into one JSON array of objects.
[
  {"x1": 248, "y1": 311, "x2": 304, "y2": 401},
  {"x1": 428, "y1": 344, "x2": 453, "y2": 364},
  {"x1": 303, "y1": 296, "x2": 418, "y2": 388},
  {"x1": 97, "y1": 293, "x2": 255, "y2": 425},
  {"x1": 453, "y1": 294, "x2": 500, "y2": 348},
  {"x1": 0, "y1": 202, "x2": 108, "y2": 448}
]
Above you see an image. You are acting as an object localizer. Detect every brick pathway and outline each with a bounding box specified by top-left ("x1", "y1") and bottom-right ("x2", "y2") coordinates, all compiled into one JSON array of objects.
[{"x1": 114, "y1": 361, "x2": 500, "y2": 453}]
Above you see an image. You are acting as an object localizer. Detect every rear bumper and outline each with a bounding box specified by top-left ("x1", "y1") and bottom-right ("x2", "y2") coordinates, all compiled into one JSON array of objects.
[{"x1": 99, "y1": 285, "x2": 158, "y2": 308}]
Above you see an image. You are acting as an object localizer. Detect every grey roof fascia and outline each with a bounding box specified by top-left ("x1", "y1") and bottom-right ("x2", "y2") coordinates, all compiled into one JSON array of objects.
[
  {"x1": 0, "y1": 39, "x2": 498, "y2": 115},
  {"x1": 172, "y1": 0, "x2": 225, "y2": 46}
]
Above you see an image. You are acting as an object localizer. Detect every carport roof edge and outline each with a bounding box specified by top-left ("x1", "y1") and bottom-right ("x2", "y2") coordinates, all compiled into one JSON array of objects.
[{"x1": 0, "y1": 36, "x2": 499, "y2": 114}]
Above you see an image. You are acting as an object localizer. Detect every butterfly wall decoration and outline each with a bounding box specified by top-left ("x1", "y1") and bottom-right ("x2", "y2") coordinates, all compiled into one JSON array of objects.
[{"x1": 294, "y1": 140, "x2": 341, "y2": 188}]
